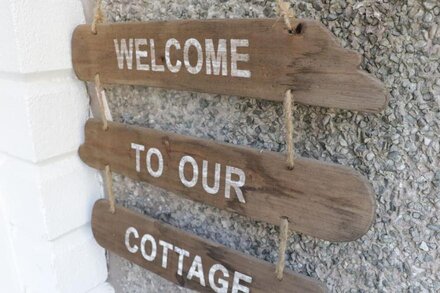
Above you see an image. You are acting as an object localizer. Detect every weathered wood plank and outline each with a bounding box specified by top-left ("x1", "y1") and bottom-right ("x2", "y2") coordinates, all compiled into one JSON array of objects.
[
  {"x1": 92, "y1": 200, "x2": 327, "y2": 292},
  {"x1": 80, "y1": 119, "x2": 376, "y2": 242},
  {"x1": 72, "y1": 19, "x2": 387, "y2": 112}
]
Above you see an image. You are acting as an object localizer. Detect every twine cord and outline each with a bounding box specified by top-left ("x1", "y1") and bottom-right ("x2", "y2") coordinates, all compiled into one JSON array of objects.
[
  {"x1": 275, "y1": 1, "x2": 295, "y2": 281},
  {"x1": 284, "y1": 90, "x2": 295, "y2": 169},
  {"x1": 105, "y1": 165, "x2": 116, "y2": 213},
  {"x1": 275, "y1": 217, "x2": 289, "y2": 280},
  {"x1": 276, "y1": 0, "x2": 295, "y2": 32},
  {"x1": 94, "y1": 74, "x2": 109, "y2": 131},
  {"x1": 92, "y1": 0, "x2": 114, "y2": 213},
  {"x1": 91, "y1": 0, "x2": 105, "y2": 34}
]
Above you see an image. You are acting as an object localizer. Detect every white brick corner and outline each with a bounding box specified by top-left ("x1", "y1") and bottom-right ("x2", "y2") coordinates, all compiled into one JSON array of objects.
[
  {"x1": 0, "y1": 0, "x2": 113, "y2": 292},
  {"x1": 0, "y1": 75, "x2": 90, "y2": 162},
  {"x1": 87, "y1": 283, "x2": 116, "y2": 293},
  {"x1": 0, "y1": 0, "x2": 86, "y2": 73},
  {"x1": 11, "y1": 225, "x2": 108, "y2": 293}
]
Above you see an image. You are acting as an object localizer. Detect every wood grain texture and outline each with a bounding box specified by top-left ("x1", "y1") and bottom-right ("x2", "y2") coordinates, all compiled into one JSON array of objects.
[
  {"x1": 92, "y1": 200, "x2": 327, "y2": 292},
  {"x1": 72, "y1": 19, "x2": 387, "y2": 112},
  {"x1": 80, "y1": 119, "x2": 376, "y2": 242}
]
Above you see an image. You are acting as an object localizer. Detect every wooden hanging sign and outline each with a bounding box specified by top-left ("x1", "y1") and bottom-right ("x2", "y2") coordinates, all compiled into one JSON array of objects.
[
  {"x1": 72, "y1": 19, "x2": 387, "y2": 112},
  {"x1": 80, "y1": 119, "x2": 375, "y2": 242},
  {"x1": 92, "y1": 200, "x2": 326, "y2": 292}
]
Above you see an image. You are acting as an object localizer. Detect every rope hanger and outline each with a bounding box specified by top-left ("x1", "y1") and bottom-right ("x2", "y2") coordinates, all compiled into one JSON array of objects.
[
  {"x1": 275, "y1": 0, "x2": 296, "y2": 281},
  {"x1": 92, "y1": 0, "x2": 115, "y2": 214}
]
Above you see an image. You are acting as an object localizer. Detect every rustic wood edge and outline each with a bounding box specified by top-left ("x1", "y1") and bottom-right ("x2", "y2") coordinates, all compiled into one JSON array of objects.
[
  {"x1": 80, "y1": 118, "x2": 376, "y2": 242},
  {"x1": 71, "y1": 18, "x2": 388, "y2": 113},
  {"x1": 92, "y1": 199, "x2": 328, "y2": 292}
]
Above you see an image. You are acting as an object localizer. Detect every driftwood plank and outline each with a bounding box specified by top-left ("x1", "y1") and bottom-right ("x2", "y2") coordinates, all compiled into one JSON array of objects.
[
  {"x1": 80, "y1": 119, "x2": 376, "y2": 242},
  {"x1": 72, "y1": 19, "x2": 387, "y2": 112},
  {"x1": 92, "y1": 200, "x2": 327, "y2": 292}
]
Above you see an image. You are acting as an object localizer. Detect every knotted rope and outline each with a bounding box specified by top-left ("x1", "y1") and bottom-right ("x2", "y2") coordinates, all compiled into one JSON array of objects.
[
  {"x1": 275, "y1": 217, "x2": 290, "y2": 280},
  {"x1": 277, "y1": 0, "x2": 295, "y2": 32},
  {"x1": 105, "y1": 165, "x2": 116, "y2": 213},
  {"x1": 275, "y1": 0, "x2": 296, "y2": 280},
  {"x1": 91, "y1": 0, "x2": 105, "y2": 34},
  {"x1": 92, "y1": 0, "x2": 114, "y2": 213},
  {"x1": 94, "y1": 74, "x2": 109, "y2": 131},
  {"x1": 284, "y1": 90, "x2": 296, "y2": 169}
]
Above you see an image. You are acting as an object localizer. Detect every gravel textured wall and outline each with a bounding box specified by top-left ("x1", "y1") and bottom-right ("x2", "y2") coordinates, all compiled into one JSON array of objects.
[{"x1": 100, "y1": 0, "x2": 440, "y2": 292}]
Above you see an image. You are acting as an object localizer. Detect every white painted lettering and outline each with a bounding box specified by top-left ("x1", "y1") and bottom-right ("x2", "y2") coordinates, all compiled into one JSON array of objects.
[
  {"x1": 225, "y1": 166, "x2": 246, "y2": 203},
  {"x1": 150, "y1": 39, "x2": 165, "y2": 72},
  {"x1": 184, "y1": 38, "x2": 203, "y2": 74},
  {"x1": 131, "y1": 143, "x2": 145, "y2": 172},
  {"x1": 146, "y1": 148, "x2": 163, "y2": 178},
  {"x1": 124, "y1": 226, "x2": 254, "y2": 291},
  {"x1": 116, "y1": 38, "x2": 251, "y2": 78},
  {"x1": 125, "y1": 227, "x2": 139, "y2": 253},
  {"x1": 114, "y1": 39, "x2": 134, "y2": 70},
  {"x1": 187, "y1": 255, "x2": 206, "y2": 287},
  {"x1": 140, "y1": 234, "x2": 157, "y2": 261},
  {"x1": 231, "y1": 271, "x2": 252, "y2": 293},
  {"x1": 179, "y1": 155, "x2": 199, "y2": 188},
  {"x1": 202, "y1": 160, "x2": 221, "y2": 194},
  {"x1": 135, "y1": 38, "x2": 149, "y2": 71},
  {"x1": 205, "y1": 39, "x2": 228, "y2": 76},
  {"x1": 159, "y1": 240, "x2": 173, "y2": 269},
  {"x1": 174, "y1": 246, "x2": 190, "y2": 276},
  {"x1": 165, "y1": 38, "x2": 182, "y2": 73},
  {"x1": 209, "y1": 263, "x2": 230, "y2": 293},
  {"x1": 230, "y1": 39, "x2": 250, "y2": 78}
]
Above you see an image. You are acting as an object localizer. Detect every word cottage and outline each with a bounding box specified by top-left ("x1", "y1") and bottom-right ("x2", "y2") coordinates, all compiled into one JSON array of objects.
[{"x1": 125, "y1": 226, "x2": 253, "y2": 292}]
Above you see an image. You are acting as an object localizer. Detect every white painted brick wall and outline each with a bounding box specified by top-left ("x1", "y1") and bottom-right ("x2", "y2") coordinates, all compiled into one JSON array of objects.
[
  {"x1": 0, "y1": 0, "x2": 112, "y2": 292},
  {"x1": 0, "y1": 153, "x2": 103, "y2": 240},
  {"x1": 11, "y1": 225, "x2": 108, "y2": 293},
  {"x1": 0, "y1": 204, "x2": 22, "y2": 293},
  {"x1": 0, "y1": 3, "x2": 19, "y2": 71},
  {"x1": 1, "y1": 0, "x2": 85, "y2": 73},
  {"x1": 0, "y1": 74, "x2": 90, "y2": 162},
  {"x1": 87, "y1": 283, "x2": 116, "y2": 293}
]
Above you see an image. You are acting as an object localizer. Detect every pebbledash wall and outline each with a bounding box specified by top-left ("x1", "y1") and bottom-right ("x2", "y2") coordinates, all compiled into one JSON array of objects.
[
  {"x1": 1, "y1": 1, "x2": 438, "y2": 293},
  {"x1": 101, "y1": 0, "x2": 440, "y2": 292},
  {"x1": 0, "y1": 1, "x2": 113, "y2": 292}
]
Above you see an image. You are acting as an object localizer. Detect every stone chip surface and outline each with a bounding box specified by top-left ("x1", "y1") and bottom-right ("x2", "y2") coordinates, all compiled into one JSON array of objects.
[{"x1": 96, "y1": 0, "x2": 440, "y2": 292}]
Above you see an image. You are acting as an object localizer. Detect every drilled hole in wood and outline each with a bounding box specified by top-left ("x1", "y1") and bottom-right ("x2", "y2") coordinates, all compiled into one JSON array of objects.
[{"x1": 295, "y1": 23, "x2": 303, "y2": 34}]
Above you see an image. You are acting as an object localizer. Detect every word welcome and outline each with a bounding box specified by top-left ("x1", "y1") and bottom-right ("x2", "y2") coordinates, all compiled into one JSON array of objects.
[
  {"x1": 114, "y1": 38, "x2": 251, "y2": 78},
  {"x1": 131, "y1": 143, "x2": 246, "y2": 203},
  {"x1": 125, "y1": 226, "x2": 252, "y2": 293}
]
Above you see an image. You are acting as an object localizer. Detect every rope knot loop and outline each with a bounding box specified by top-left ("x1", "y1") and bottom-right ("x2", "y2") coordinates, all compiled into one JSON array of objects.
[
  {"x1": 284, "y1": 90, "x2": 296, "y2": 169},
  {"x1": 104, "y1": 165, "x2": 116, "y2": 214},
  {"x1": 94, "y1": 74, "x2": 110, "y2": 131},
  {"x1": 91, "y1": 0, "x2": 105, "y2": 34},
  {"x1": 275, "y1": 217, "x2": 290, "y2": 280},
  {"x1": 276, "y1": 0, "x2": 295, "y2": 32}
]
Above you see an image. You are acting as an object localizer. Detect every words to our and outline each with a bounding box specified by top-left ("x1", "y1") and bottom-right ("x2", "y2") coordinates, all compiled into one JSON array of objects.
[
  {"x1": 131, "y1": 143, "x2": 247, "y2": 203},
  {"x1": 114, "y1": 38, "x2": 251, "y2": 78},
  {"x1": 125, "y1": 226, "x2": 252, "y2": 293}
]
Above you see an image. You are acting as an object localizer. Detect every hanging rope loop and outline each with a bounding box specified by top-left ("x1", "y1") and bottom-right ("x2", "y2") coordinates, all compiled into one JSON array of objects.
[
  {"x1": 91, "y1": 0, "x2": 113, "y2": 213},
  {"x1": 275, "y1": 217, "x2": 289, "y2": 280},
  {"x1": 284, "y1": 90, "x2": 295, "y2": 169},
  {"x1": 91, "y1": 0, "x2": 105, "y2": 34},
  {"x1": 94, "y1": 74, "x2": 109, "y2": 131},
  {"x1": 275, "y1": 2, "x2": 295, "y2": 281},
  {"x1": 104, "y1": 165, "x2": 116, "y2": 213},
  {"x1": 276, "y1": 0, "x2": 295, "y2": 32}
]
